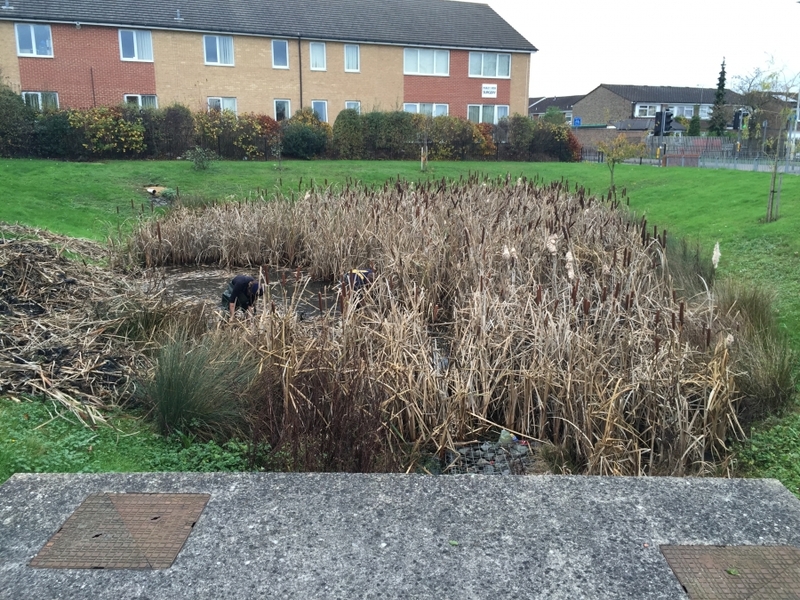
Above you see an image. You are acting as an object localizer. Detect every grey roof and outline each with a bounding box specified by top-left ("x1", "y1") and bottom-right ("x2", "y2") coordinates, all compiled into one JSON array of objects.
[
  {"x1": 0, "y1": 0, "x2": 537, "y2": 52},
  {"x1": 529, "y1": 95, "x2": 584, "y2": 112},
  {"x1": 598, "y1": 84, "x2": 743, "y2": 105}
]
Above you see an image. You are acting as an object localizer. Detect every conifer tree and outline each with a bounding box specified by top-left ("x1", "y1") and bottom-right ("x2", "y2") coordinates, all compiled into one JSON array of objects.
[{"x1": 708, "y1": 59, "x2": 729, "y2": 136}]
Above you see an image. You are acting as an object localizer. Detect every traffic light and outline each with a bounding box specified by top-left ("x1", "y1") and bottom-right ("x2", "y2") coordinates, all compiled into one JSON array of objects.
[
  {"x1": 653, "y1": 111, "x2": 662, "y2": 136},
  {"x1": 663, "y1": 111, "x2": 673, "y2": 133}
]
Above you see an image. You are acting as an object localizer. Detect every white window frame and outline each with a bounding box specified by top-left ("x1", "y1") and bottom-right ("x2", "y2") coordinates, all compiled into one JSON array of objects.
[
  {"x1": 345, "y1": 101, "x2": 361, "y2": 113},
  {"x1": 119, "y1": 29, "x2": 153, "y2": 62},
  {"x1": 21, "y1": 91, "x2": 58, "y2": 111},
  {"x1": 467, "y1": 104, "x2": 509, "y2": 124},
  {"x1": 274, "y1": 99, "x2": 291, "y2": 121},
  {"x1": 309, "y1": 42, "x2": 326, "y2": 71},
  {"x1": 207, "y1": 97, "x2": 237, "y2": 114},
  {"x1": 403, "y1": 48, "x2": 449, "y2": 76},
  {"x1": 124, "y1": 94, "x2": 158, "y2": 108},
  {"x1": 311, "y1": 100, "x2": 328, "y2": 122},
  {"x1": 698, "y1": 105, "x2": 712, "y2": 120},
  {"x1": 272, "y1": 39, "x2": 289, "y2": 69},
  {"x1": 468, "y1": 52, "x2": 511, "y2": 78},
  {"x1": 344, "y1": 44, "x2": 360, "y2": 72},
  {"x1": 15, "y1": 23, "x2": 53, "y2": 57},
  {"x1": 403, "y1": 103, "x2": 449, "y2": 117},
  {"x1": 204, "y1": 35, "x2": 234, "y2": 66},
  {"x1": 635, "y1": 104, "x2": 658, "y2": 118}
]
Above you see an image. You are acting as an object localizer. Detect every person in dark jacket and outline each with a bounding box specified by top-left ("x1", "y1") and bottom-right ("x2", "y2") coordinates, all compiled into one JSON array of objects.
[{"x1": 221, "y1": 274, "x2": 261, "y2": 318}]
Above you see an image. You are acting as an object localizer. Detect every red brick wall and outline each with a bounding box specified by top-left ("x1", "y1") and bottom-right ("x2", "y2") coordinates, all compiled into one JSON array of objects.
[
  {"x1": 18, "y1": 24, "x2": 155, "y2": 109},
  {"x1": 403, "y1": 50, "x2": 511, "y2": 119}
]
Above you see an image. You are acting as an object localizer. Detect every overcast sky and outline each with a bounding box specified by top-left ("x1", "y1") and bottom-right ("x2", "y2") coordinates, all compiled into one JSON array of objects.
[{"x1": 473, "y1": 0, "x2": 800, "y2": 98}]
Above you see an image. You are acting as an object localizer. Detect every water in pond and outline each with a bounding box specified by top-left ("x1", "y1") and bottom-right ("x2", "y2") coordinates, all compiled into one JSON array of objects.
[{"x1": 141, "y1": 266, "x2": 340, "y2": 319}]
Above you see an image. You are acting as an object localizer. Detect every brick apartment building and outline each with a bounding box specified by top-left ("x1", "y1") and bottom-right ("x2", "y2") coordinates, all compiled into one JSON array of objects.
[{"x1": 0, "y1": 0, "x2": 536, "y2": 125}]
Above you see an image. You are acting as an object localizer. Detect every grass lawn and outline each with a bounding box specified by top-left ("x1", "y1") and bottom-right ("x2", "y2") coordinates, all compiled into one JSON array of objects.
[{"x1": 0, "y1": 157, "x2": 798, "y2": 490}]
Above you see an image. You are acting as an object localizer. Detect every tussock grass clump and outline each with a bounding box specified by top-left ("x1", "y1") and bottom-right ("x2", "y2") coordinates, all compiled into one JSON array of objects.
[
  {"x1": 143, "y1": 329, "x2": 258, "y2": 440},
  {"x1": 128, "y1": 174, "x2": 793, "y2": 475}
]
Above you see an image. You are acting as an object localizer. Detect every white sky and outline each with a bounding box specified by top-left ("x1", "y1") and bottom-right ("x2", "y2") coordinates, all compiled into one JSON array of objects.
[{"x1": 472, "y1": 0, "x2": 800, "y2": 98}]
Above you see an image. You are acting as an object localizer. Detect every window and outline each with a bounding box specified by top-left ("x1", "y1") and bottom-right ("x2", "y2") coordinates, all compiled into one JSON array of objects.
[
  {"x1": 668, "y1": 105, "x2": 697, "y2": 118},
  {"x1": 272, "y1": 40, "x2": 289, "y2": 68},
  {"x1": 119, "y1": 29, "x2": 153, "y2": 61},
  {"x1": 467, "y1": 104, "x2": 509, "y2": 124},
  {"x1": 22, "y1": 91, "x2": 58, "y2": 111},
  {"x1": 403, "y1": 48, "x2": 449, "y2": 76},
  {"x1": 635, "y1": 104, "x2": 658, "y2": 117},
  {"x1": 124, "y1": 94, "x2": 158, "y2": 108},
  {"x1": 345, "y1": 101, "x2": 361, "y2": 113},
  {"x1": 312, "y1": 100, "x2": 328, "y2": 122},
  {"x1": 309, "y1": 42, "x2": 326, "y2": 71},
  {"x1": 403, "y1": 103, "x2": 448, "y2": 117},
  {"x1": 15, "y1": 23, "x2": 53, "y2": 57},
  {"x1": 699, "y1": 105, "x2": 712, "y2": 119},
  {"x1": 207, "y1": 97, "x2": 237, "y2": 113},
  {"x1": 275, "y1": 99, "x2": 290, "y2": 121},
  {"x1": 344, "y1": 44, "x2": 360, "y2": 72},
  {"x1": 204, "y1": 35, "x2": 234, "y2": 66},
  {"x1": 468, "y1": 52, "x2": 510, "y2": 78}
]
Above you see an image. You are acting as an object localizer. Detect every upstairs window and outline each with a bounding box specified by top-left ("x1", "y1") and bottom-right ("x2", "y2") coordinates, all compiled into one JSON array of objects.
[
  {"x1": 125, "y1": 94, "x2": 158, "y2": 108},
  {"x1": 204, "y1": 35, "x2": 234, "y2": 66},
  {"x1": 635, "y1": 104, "x2": 658, "y2": 117},
  {"x1": 22, "y1": 91, "x2": 58, "y2": 111},
  {"x1": 468, "y1": 52, "x2": 510, "y2": 78},
  {"x1": 207, "y1": 97, "x2": 237, "y2": 113},
  {"x1": 344, "y1": 44, "x2": 360, "y2": 72},
  {"x1": 403, "y1": 48, "x2": 449, "y2": 76},
  {"x1": 272, "y1": 40, "x2": 289, "y2": 68},
  {"x1": 119, "y1": 29, "x2": 153, "y2": 61},
  {"x1": 15, "y1": 23, "x2": 52, "y2": 57},
  {"x1": 309, "y1": 42, "x2": 326, "y2": 71}
]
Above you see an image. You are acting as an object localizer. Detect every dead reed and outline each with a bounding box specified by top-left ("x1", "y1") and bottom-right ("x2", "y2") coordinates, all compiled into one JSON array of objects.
[{"x1": 124, "y1": 174, "x2": 763, "y2": 475}]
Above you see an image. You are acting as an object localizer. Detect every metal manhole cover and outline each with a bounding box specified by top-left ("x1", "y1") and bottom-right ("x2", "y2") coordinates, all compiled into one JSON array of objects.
[
  {"x1": 661, "y1": 545, "x2": 800, "y2": 599},
  {"x1": 30, "y1": 492, "x2": 210, "y2": 569}
]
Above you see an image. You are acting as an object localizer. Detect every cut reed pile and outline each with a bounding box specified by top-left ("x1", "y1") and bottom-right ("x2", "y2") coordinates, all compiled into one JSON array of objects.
[
  {"x1": 0, "y1": 224, "x2": 160, "y2": 424},
  {"x1": 129, "y1": 175, "x2": 757, "y2": 475}
]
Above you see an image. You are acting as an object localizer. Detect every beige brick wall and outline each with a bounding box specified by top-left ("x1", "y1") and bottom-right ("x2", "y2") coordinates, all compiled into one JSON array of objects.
[
  {"x1": 152, "y1": 31, "x2": 404, "y2": 120},
  {"x1": 0, "y1": 22, "x2": 21, "y2": 91},
  {"x1": 301, "y1": 41, "x2": 404, "y2": 118},
  {"x1": 509, "y1": 52, "x2": 529, "y2": 117},
  {"x1": 572, "y1": 87, "x2": 632, "y2": 126}
]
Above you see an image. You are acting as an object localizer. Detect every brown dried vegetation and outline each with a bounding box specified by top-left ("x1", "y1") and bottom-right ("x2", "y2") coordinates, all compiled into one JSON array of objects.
[{"x1": 125, "y1": 174, "x2": 772, "y2": 476}]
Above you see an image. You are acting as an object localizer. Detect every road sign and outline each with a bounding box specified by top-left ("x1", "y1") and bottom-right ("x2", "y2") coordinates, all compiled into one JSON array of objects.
[{"x1": 572, "y1": 117, "x2": 581, "y2": 127}]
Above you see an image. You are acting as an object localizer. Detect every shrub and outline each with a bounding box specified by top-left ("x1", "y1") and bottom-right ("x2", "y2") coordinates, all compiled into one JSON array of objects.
[
  {"x1": 184, "y1": 146, "x2": 218, "y2": 170},
  {"x1": 282, "y1": 121, "x2": 328, "y2": 159},
  {"x1": 161, "y1": 104, "x2": 196, "y2": 157},
  {"x1": 67, "y1": 106, "x2": 146, "y2": 157},
  {"x1": 0, "y1": 85, "x2": 34, "y2": 157},
  {"x1": 504, "y1": 114, "x2": 535, "y2": 160},
  {"x1": 143, "y1": 330, "x2": 258, "y2": 441},
  {"x1": 33, "y1": 110, "x2": 83, "y2": 158},
  {"x1": 332, "y1": 108, "x2": 364, "y2": 159},
  {"x1": 363, "y1": 110, "x2": 416, "y2": 159},
  {"x1": 428, "y1": 115, "x2": 483, "y2": 161}
]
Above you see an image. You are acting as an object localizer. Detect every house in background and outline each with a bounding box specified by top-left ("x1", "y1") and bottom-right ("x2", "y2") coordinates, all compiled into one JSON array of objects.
[
  {"x1": 0, "y1": 0, "x2": 536, "y2": 125},
  {"x1": 571, "y1": 84, "x2": 744, "y2": 129},
  {"x1": 528, "y1": 94, "x2": 584, "y2": 124}
]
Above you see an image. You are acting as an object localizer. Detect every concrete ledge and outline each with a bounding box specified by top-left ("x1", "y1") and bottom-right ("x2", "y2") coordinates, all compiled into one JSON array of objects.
[{"x1": 2, "y1": 473, "x2": 800, "y2": 599}]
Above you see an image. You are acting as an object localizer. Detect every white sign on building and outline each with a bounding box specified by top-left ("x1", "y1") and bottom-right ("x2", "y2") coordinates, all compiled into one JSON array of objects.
[{"x1": 481, "y1": 84, "x2": 498, "y2": 99}]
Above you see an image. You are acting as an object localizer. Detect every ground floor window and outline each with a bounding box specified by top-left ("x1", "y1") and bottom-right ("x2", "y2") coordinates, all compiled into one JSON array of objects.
[
  {"x1": 275, "y1": 99, "x2": 290, "y2": 121},
  {"x1": 467, "y1": 104, "x2": 508, "y2": 124},
  {"x1": 311, "y1": 100, "x2": 327, "y2": 122},
  {"x1": 345, "y1": 101, "x2": 361, "y2": 113},
  {"x1": 207, "y1": 97, "x2": 237, "y2": 114},
  {"x1": 124, "y1": 94, "x2": 158, "y2": 109},
  {"x1": 22, "y1": 91, "x2": 58, "y2": 111},
  {"x1": 403, "y1": 103, "x2": 448, "y2": 117}
]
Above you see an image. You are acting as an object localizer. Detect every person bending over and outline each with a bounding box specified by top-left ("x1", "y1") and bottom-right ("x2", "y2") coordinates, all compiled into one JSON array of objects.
[{"x1": 222, "y1": 274, "x2": 261, "y2": 319}]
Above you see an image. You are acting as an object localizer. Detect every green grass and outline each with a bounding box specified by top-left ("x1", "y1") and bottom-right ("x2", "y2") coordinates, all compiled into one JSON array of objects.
[
  {"x1": 1, "y1": 157, "x2": 798, "y2": 492},
  {"x1": 0, "y1": 398, "x2": 258, "y2": 483}
]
